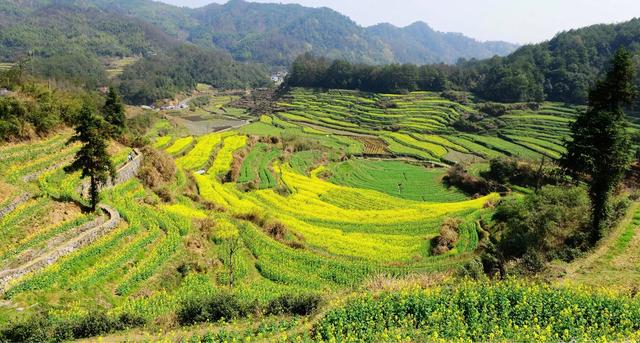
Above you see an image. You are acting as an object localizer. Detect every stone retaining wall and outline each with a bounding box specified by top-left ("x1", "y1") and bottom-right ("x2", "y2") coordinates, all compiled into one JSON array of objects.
[
  {"x1": 0, "y1": 193, "x2": 31, "y2": 220},
  {"x1": 78, "y1": 148, "x2": 143, "y2": 197},
  {"x1": 0, "y1": 205, "x2": 120, "y2": 291}
]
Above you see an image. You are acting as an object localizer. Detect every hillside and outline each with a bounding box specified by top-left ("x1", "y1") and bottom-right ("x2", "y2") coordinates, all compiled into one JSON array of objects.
[
  {"x1": 2, "y1": 85, "x2": 640, "y2": 341},
  {"x1": 464, "y1": 18, "x2": 640, "y2": 103},
  {"x1": 0, "y1": 0, "x2": 518, "y2": 68},
  {"x1": 287, "y1": 18, "x2": 640, "y2": 105},
  {"x1": 189, "y1": 0, "x2": 518, "y2": 66},
  {"x1": 3, "y1": 3, "x2": 640, "y2": 341},
  {"x1": 367, "y1": 21, "x2": 517, "y2": 65}
]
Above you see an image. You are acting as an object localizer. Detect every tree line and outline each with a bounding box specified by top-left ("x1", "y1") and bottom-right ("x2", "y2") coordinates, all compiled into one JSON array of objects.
[{"x1": 287, "y1": 18, "x2": 640, "y2": 104}]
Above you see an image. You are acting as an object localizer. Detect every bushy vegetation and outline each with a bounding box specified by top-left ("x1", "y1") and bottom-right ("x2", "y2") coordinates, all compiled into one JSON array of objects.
[
  {"x1": 0, "y1": 310, "x2": 145, "y2": 342},
  {"x1": 177, "y1": 292, "x2": 321, "y2": 326},
  {"x1": 481, "y1": 158, "x2": 559, "y2": 190},
  {"x1": 483, "y1": 186, "x2": 592, "y2": 275},
  {"x1": 118, "y1": 45, "x2": 269, "y2": 105},
  {"x1": 0, "y1": 76, "x2": 81, "y2": 141}
]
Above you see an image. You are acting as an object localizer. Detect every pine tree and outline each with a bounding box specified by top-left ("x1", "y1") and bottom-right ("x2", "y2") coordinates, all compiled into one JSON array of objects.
[
  {"x1": 102, "y1": 86, "x2": 126, "y2": 137},
  {"x1": 65, "y1": 104, "x2": 115, "y2": 212},
  {"x1": 560, "y1": 48, "x2": 636, "y2": 244}
]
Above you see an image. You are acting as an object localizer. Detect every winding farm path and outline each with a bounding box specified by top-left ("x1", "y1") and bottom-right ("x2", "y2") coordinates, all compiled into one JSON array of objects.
[
  {"x1": 0, "y1": 149, "x2": 143, "y2": 293},
  {"x1": 556, "y1": 201, "x2": 640, "y2": 290}
]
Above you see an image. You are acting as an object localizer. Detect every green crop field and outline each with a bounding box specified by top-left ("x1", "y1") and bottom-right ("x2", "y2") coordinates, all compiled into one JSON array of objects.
[
  {"x1": 275, "y1": 88, "x2": 587, "y2": 163},
  {"x1": 328, "y1": 159, "x2": 467, "y2": 202},
  {"x1": 238, "y1": 143, "x2": 281, "y2": 188}
]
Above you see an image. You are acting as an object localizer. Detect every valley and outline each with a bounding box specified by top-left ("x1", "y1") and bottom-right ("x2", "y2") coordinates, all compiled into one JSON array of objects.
[
  {"x1": 1, "y1": 86, "x2": 640, "y2": 341},
  {"x1": 2, "y1": 0, "x2": 640, "y2": 341}
]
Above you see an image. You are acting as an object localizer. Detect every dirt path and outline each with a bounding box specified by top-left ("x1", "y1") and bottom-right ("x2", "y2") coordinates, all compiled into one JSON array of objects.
[{"x1": 557, "y1": 201, "x2": 640, "y2": 290}]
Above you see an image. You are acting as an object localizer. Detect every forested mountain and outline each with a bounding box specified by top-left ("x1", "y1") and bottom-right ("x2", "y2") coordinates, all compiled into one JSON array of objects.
[
  {"x1": 0, "y1": 0, "x2": 518, "y2": 68},
  {"x1": 461, "y1": 18, "x2": 640, "y2": 103},
  {"x1": 190, "y1": 0, "x2": 394, "y2": 66},
  {"x1": 188, "y1": 0, "x2": 517, "y2": 65},
  {"x1": 287, "y1": 18, "x2": 640, "y2": 104},
  {"x1": 118, "y1": 45, "x2": 269, "y2": 104},
  {"x1": 0, "y1": 1, "x2": 178, "y2": 86},
  {"x1": 5, "y1": 0, "x2": 639, "y2": 105},
  {"x1": 0, "y1": 0, "x2": 270, "y2": 103},
  {"x1": 367, "y1": 22, "x2": 517, "y2": 65}
]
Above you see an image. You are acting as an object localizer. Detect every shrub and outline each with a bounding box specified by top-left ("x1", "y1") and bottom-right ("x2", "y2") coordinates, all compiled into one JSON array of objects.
[
  {"x1": 264, "y1": 220, "x2": 287, "y2": 241},
  {"x1": 443, "y1": 164, "x2": 492, "y2": 195},
  {"x1": 70, "y1": 311, "x2": 116, "y2": 338},
  {"x1": 452, "y1": 118, "x2": 483, "y2": 133},
  {"x1": 458, "y1": 257, "x2": 486, "y2": 279},
  {"x1": 0, "y1": 310, "x2": 143, "y2": 342},
  {"x1": 0, "y1": 313, "x2": 52, "y2": 343},
  {"x1": 116, "y1": 312, "x2": 146, "y2": 329},
  {"x1": 177, "y1": 293, "x2": 248, "y2": 325},
  {"x1": 477, "y1": 102, "x2": 510, "y2": 116},
  {"x1": 266, "y1": 294, "x2": 322, "y2": 316},
  {"x1": 441, "y1": 90, "x2": 470, "y2": 104},
  {"x1": 481, "y1": 158, "x2": 559, "y2": 189},
  {"x1": 138, "y1": 146, "x2": 177, "y2": 189},
  {"x1": 487, "y1": 185, "x2": 591, "y2": 274},
  {"x1": 125, "y1": 111, "x2": 158, "y2": 137},
  {"x1": 431, "y1": 218, "x2": 461, "y2": 255}
]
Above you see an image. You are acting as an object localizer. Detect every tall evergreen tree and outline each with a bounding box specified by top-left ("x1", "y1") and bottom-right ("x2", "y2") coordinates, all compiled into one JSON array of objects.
[
  {"x1": 102, "y1": 86, "x2": 126, "y2": 137},
  {"x1": 560, "y1": 49, "x2": 637, "y2": 243},
  {"x1": 65, "y1": 104, "x2": 115, "y2": 212}
]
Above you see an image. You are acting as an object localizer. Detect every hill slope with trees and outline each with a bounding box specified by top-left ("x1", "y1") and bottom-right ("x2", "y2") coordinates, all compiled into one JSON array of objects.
[
  {"x1": 0, "y1": 0, "x2": 518, "y2": 68},
  {"x1": 287, "y1": 18, "x2": 640, "y2": 105}
]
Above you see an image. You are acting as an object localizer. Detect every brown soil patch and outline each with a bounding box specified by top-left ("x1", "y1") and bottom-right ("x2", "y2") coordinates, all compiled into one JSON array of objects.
[
  {"x1": 355, "y1": 136, "x2": 390, "y2": 155},
  {"x1": 0, "y1": 182, "x2": 15, "y2": 204},
  {"x1": 108, "y1": 141, "x2": 127, "y2": 157},
  {"x1": 47, "y1": 201, "x2": 83, "y2": 226}
]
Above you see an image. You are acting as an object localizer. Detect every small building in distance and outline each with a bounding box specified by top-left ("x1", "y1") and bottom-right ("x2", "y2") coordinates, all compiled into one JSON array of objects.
[{"x1": 270, "y1": 71, "x2": 287, "y2": 85}]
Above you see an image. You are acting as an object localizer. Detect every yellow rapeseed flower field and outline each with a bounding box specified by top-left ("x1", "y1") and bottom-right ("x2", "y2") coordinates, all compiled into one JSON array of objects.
[{"x1": 209, "y1": 135, "x2": 248, "y2": 176}]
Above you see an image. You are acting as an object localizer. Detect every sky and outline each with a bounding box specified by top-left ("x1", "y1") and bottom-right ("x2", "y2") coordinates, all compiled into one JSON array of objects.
[{"x1": 156, "y1": 0, "x2": 640, "y2": 44}]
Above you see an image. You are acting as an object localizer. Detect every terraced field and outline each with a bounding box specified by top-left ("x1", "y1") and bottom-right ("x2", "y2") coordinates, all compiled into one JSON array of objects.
[
  {"x1": 0, "y1": 134, "x2": 145, "y2": 321},
  {"x1": 276, "y1": 89, "x2": 594, "y2": 163},
  {"x1": 0, "y1": 121, "x2": 496, "y2": 330},
  {"x1": 5, "y1": 87, "x2": 638, "y2": 341},
  {"x1": 0, "y1": 63, "x2": 14, "y2": 71},
  {"x1": 238, "y1": 143, "x2": 281, "y2": 188}
]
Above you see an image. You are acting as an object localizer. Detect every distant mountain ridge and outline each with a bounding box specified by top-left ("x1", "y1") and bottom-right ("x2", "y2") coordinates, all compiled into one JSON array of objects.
[
  {"x1": 188, "y1": 0, "x2": 519, "y2": 66},
  {"x1": 0, "y1": 0, "x2": 519, "y2": 67},
  {"x1": 366, "y1": 21, "x2": 518, "y2": 65}
]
